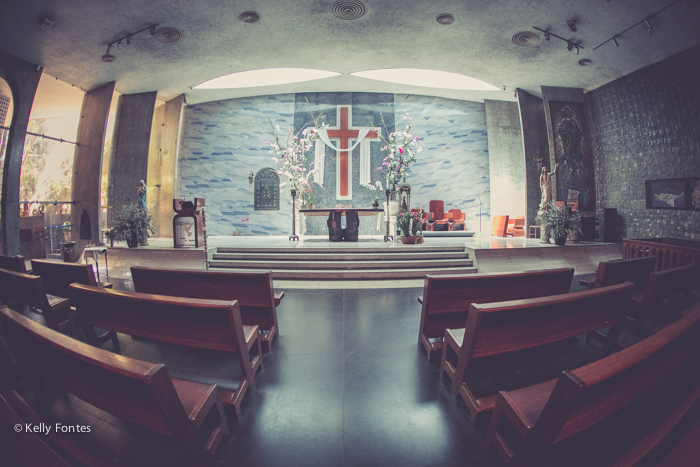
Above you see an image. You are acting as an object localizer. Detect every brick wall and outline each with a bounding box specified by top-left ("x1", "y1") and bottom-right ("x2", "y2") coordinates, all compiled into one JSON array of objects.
[{"x1": 586, "y1": 45, "x2": 700, "y2": 240}]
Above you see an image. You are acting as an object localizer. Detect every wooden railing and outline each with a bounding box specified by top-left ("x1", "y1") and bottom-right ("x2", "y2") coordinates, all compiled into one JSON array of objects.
[{"x1": 623, "y1": 238, "x2": 700, "y2": 292}]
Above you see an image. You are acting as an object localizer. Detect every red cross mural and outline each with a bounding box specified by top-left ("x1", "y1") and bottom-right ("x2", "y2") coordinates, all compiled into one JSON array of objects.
[{"x1": 326, "y1": 106, "x2": 378, "y2": 198}]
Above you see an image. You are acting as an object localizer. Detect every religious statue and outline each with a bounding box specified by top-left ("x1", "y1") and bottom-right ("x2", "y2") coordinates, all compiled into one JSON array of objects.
[
  {"x1": 137, "y1": 180, "x2": 147, "y2": 213},
  {"x1": 539, "y1": 163, "x2": 558, "y2": 213}
]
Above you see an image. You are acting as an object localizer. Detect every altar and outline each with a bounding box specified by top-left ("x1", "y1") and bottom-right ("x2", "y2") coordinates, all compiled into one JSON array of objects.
[{"x1": 299, "y1": 208, "x2": 383, "y2": 242}]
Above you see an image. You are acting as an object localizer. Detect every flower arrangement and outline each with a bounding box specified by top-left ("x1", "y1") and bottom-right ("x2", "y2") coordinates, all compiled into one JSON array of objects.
[
  {"x1": 268, "y1": 106, "x2": 326, "y2": 197},
  {"x1": 377, "y1": 112, "x2": 423, "y2": 193},
  {"x1": 537, "y1": 202, "x2": 582, "y2": 244},
  {"x1": 396, "y1": 210, "x2": 421, "y2": 237}
]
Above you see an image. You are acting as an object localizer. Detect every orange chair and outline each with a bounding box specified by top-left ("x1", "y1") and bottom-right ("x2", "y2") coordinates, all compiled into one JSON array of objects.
[
  {"x1": 447, "y1": 209, "x2": 466, "y2": 231},
  {"x1": 506, "y1": 216, "x2": 525, "y2": 237},
  {"x1": 491, "y1": 215, "x2": 509, "y2": 237}
]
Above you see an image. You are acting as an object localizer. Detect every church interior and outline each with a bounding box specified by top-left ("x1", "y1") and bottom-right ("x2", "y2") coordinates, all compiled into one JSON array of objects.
[{"x1": 1, "y1": 1, "x2": 700, "y2": 466}]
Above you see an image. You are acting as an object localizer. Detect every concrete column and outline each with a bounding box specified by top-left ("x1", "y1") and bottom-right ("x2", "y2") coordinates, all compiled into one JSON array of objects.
[
  {"x1": 517, "y1": 90, "x2": 550, "y2": 230},
  {"x1": 71, "y1": 82, "x2": 115, "y2": 253},
  {"x1": 108, "y1": 91, "x2": 157, "y2": 224},
  {"x1": 147, "y1": 94, "x2": 184, "y2": 238},
  {"x1": 485, "y1": 100, "x2": 526, "y2": 224},
  {"x1": 0, "y1": 51, "x2": 42, "y2": 255}
]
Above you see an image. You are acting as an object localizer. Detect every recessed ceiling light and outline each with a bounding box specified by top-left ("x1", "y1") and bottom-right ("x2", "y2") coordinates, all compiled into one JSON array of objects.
[
  {"x1": 239, "y1": 11, "x2": 260, "y2": 23},
  {"x1": 436, "y1": 14, "x2": 455, "y2": 25},
  {"x1": 350, "y1": 69, "x2": 500, "y2": 91},
  {"x1": 193, "y1": 68, "x2": 341, "y2": 89},
  {"x1": 578, "y1": 58, "x2": 592, "y2": 66}
]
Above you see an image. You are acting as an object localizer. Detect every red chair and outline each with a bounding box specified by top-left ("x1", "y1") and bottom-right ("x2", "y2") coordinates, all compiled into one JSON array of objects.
[{"x1": 428, "y1": 200, "x2": 448, "y2": 231}]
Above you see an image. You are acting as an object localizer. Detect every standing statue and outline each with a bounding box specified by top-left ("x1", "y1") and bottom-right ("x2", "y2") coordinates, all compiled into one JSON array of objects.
[
  {"x1": 137, "y1": 180, "x2": 147, "y2": 213},
  {"x1": 136, "y1": 180, "x2": 148, "y2": 245},
  {"x1": 539, "y1": 164, "x2": 558, "y2": 213}
]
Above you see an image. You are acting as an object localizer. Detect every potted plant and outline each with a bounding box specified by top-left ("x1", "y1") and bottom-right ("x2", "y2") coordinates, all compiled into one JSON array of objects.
[
  {"x1": 537, "y1": 202, "x2": 582, "y2": 246},
  {"x1": 396, "y1": 210, "x2": 421, "y2": 244},
  {"x1": 112, "y1": 203, "x2": 157, "y2": 248}
]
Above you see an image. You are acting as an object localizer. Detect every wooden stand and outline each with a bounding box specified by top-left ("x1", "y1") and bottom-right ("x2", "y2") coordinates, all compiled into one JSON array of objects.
[{"x1": 173, "y1": 198, "x2": 205, "y2": 248}]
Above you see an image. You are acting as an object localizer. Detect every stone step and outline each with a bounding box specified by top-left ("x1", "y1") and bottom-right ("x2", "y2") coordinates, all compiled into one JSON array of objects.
[
  {"x1": 206, "y1": 266, "x2": 478, "y2": 280},
  {"x1": 212, "y1": 251, "x2": 470, "y2": 262},
  {"x1": 208, "y1": 258, "x2": 473, "y2": 270},
  {"x1": 215, "y1": 245, "x2": 466, "y2": 255}
]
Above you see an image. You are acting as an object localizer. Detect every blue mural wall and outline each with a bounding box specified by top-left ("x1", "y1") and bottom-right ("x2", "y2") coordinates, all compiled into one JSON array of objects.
[{"x1": 181, "y1": 92, "x2": 490, "y2": 236}]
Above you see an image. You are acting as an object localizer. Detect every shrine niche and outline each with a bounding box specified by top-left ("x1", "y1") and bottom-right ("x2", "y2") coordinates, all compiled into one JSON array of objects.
[
  {"x1": 254, "y1": 168, "x2": 280, "y2": 210},
  {"x1": 173, "y1": 198, "x2": 205, "y2": 247}
]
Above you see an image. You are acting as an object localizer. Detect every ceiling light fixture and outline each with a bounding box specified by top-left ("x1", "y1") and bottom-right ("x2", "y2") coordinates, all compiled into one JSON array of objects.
[
  {"x1": 193, "y1": 68, "x2": 341, "y2": 89},
  {"x1": 350, "y1": 69, "x2": 500, "y2": 91},
  {"x1": 100, "y1": 23, "x2": 181, "y2": 62},
  {"x1": 567, "y1": 20, "x2": 577, "y2": 32},
  {"x1": 435, "y1": 14, "x2": 455, "y2": 25},
  {"x1": 239, "y1": 11, "x2": 260, "y2": 23},
  {"x1": 533, "y1": 27, "x2": 584, "y2": 53},
  {"x1": 578, "y1": 59, "x2": 592, "y2": 66},
  {"x1": 593, "y1": 0, "x2": 689, "y2": 50}
]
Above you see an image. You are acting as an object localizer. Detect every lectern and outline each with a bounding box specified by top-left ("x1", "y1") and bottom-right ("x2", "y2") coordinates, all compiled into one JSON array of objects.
[{"x1": 173, "y1": 198, "x2": 205, "y2": 248}]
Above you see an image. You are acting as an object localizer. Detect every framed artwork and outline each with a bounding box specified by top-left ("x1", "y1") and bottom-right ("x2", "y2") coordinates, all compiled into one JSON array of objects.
[
  {"x1": 549, "y1": 101, "x2": 594, "y2": 210},
  {"x1": 645, "y1": 178, "x2": 688, "y2": 209},
  {"x1": 690, "y1": 178, "x2": 700, "y2": 210}
]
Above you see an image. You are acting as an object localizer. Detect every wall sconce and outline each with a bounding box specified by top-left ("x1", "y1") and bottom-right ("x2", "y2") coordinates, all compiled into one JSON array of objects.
[{"x1": 249, "y1": 171, "x2": 254, "y2": 184}]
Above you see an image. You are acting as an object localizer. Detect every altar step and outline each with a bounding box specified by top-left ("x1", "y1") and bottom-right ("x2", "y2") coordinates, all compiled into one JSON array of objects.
[{"x1": 208, "y1": 245, "x2": 476, "y2": 280}]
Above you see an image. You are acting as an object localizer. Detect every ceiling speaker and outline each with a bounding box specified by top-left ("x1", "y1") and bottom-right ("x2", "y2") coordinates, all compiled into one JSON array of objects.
[
  {"x1": 152, "y1": 27, "x2": 181, "y2": 43},
  {"x1": 511, "y1": 31, "x2": 541, "y2": 47},
  {"x1": 331, "y1": 1, "x2": 366, "y2": 20}
]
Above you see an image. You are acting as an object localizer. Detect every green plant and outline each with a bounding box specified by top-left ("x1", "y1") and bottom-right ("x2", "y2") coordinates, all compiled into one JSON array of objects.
[
  {"x1": 396, "y1": 210, "x2": 421, "y2": 237},
  {"x1": 537, "y1": 202, "x2": 582, "y2": 239},
  {"x1": 112, "y1": 203, "x2": 157, "y2": 241}
]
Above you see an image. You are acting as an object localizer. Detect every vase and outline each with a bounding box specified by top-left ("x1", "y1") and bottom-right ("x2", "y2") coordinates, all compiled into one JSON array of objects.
[
  {"x1": 126, "y1": 231, "x2": 139, "y2": 248},
  {"x1": 540, "y1": 227, "x2": 550, "y2": 244},
  {"x1": 553, "y1": 234, "x2": 567, "y2": 246},
  {"x1": 400, "y1": 236, "x2": 417, "y2": 244}
]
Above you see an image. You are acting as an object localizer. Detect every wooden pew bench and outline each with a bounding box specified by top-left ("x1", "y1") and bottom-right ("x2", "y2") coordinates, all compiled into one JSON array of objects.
[
  {"x1": 0, "y1": 253, "x2": 28, "y2": 273},
  {"x1": 418, "y1": 268, "x2": 574, "y2": 365},
  {"x1": 485, "y1": 302, "x2": 700, "y2": 467},
  {"x1": 69, "y1": 283, "x2": 262, "y2": 416},
  {"x1": 131, "y1": 266, "x2": 282, "y2": 353},
  {"x1": 0, "y1": 268, "x2": 72, "y2": 332},
  {"x1": 0, "y1": 305, "x2": 230, "y2": 467},
  {"x1": 30, "y1": 259, "x2": 120, "y2": 351},
  {"x1": 441, "y1": 282, "x2": 635, "y2": 424},
  {"x1": 578, "y1": 255, "x2": 657, "y2": 293}
]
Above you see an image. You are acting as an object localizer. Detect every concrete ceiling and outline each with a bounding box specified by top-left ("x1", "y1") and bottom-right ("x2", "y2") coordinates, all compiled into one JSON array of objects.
[{"x1": 1, "y1": 0, "x2": 698, "y2": 105}]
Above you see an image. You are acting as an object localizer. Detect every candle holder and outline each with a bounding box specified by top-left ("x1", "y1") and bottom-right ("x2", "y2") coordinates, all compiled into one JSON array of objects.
[
  {"x1": 384, "y1": 188, "x2": 393, "y2": 242},
  {"x1": 289, "y1": 189, "x2": 299, "y2": 241}
]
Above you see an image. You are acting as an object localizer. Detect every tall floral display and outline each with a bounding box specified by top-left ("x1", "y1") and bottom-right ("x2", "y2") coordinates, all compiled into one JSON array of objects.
[
  {"x1": 377, "y1": 112, "x2": 422, "y2": 193},
  {"x1": 268, "y1": 111, "x2": 326, "y2": 240}
]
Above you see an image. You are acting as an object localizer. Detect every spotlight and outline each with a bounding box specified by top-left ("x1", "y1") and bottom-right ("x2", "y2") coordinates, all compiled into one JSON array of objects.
[
  {"x1": 127, "y1": 35, "x2": 132, "y2": 45},
  {"x1": 613, "y1": 37, "x2": 619, "y2": 47},
  {"x1": 645, "y1": 19, "x2": 652, "y2": 35},
  {"x1": 576, "y1": 46, "x2": 580, "y2": 54},
  {"x1": 39, "y1": 18, "x2": 54, "y2": 29},
  {"x1": 567, "y1": 41, "x2": 574, "y2": 52},
  {"x1": 150, "y1": 25, "x2": 157, "y2": 36},
  {"x1": 566, "y1": 20, "x2": 577, "y2": 32},
  {"x1": 544, "y1": 31, "x2": 550, "y2": 41},
  {"x1": 101, "y1": 53, "x2": 116, "y2": 62},
  {"x1": 249, "y1": 172, "x2": 254, "y2": 185}
]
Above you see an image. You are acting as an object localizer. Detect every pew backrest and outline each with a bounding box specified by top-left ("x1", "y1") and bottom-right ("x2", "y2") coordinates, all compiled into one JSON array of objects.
[
  {"x1": 420, "y1": 268, "x2": 575, "y2": 340},
  {"x1": 637, "y1": 263, "x2": 700, "y2": 311},
  {"x1": 592, "y1": 255, "x2": 658, "y2": 291},
  {"x1": 0, "y1": 305, "x2": 218, "y2": 466},
  {"x1": 0, "y1": 268, "x2": 65, "y2": 330},
  {"x1": 30, "y1": 259, "x2": 98, "y2": 298},
  {"x1": 0, "y1": 254, "x2": 27, "y2": 273}
]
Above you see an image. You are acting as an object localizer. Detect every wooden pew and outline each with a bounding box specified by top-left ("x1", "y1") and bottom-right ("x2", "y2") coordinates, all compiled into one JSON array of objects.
[
  {"x1": 579, "y1": 255, "x2": 657, "y2": 292},
  {"x1": 131, "y1": 266, "x2": 282, "y2": 353},
  {"x1": 0, "y1": 268, "x2": 72, "y2": 332},
  {"x1": 418, "y1": 268, "x2": 574, "y2": 365},
  {"x1": 441, "y1": 282, "x2": 635, "y2": 424},
  {"x1": 30, "y1": 259, "x2": 120, "y2": 351},
  {"x1": 69, "y1": 283, "x2": 262, "y2": 416},
  {"x1": 485, "y1": 303, "x2": 700, "y2": 467},
  {"x1": 0, "y1": 305, "x2": 230, "y2": 467},
  {"x1": 0, "y1": 253, "x2": 28, "y2": 273}
]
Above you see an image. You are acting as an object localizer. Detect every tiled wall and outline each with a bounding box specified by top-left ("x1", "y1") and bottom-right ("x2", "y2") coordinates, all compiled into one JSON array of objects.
[
  {"x1": 181, "y1": 93, "x2": 490, "y2": 236},
  {"x1": 586, "y1": 45, "x2": 700, "y2": 240}
]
